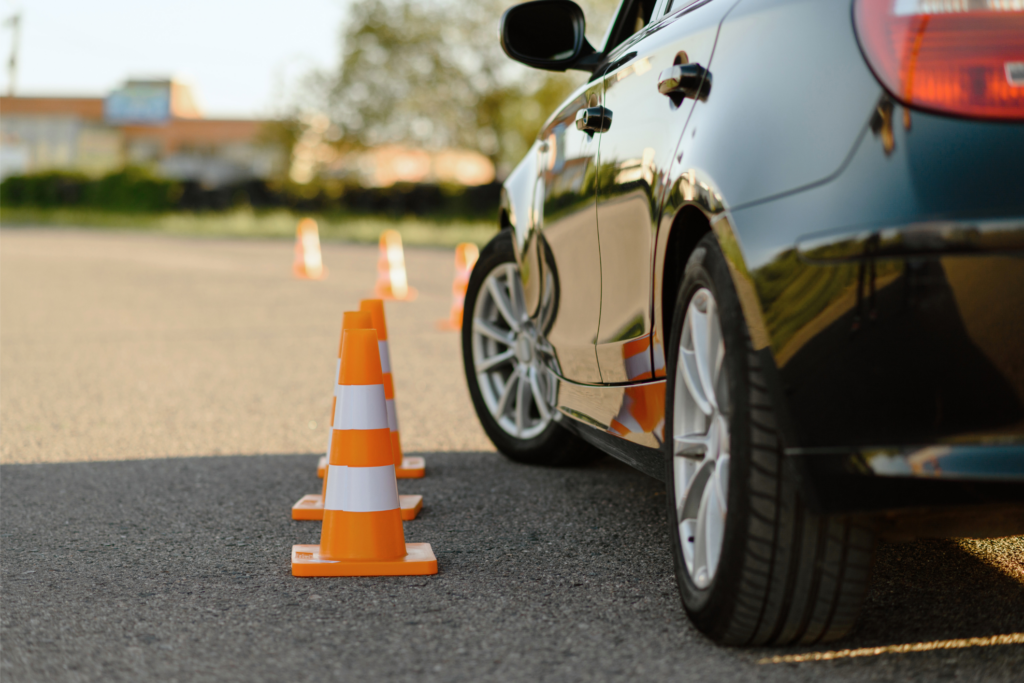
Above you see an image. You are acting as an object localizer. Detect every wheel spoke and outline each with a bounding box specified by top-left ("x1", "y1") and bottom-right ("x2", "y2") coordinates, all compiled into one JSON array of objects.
[
  {"x1": 487, "y1": 276, "x2": 521, "y2": 333},
  {"x1": 528, "y1": 366, "x2": 551, "y2": 422},
  {"x1": 493, "y1": 367, "x2": 519, "y2": 419},
  {"x1": 515, "y1": 367, "x2": 530, "y2": 436},
  {"x1": 679, "y1": 458, "x2": 713, "y2": 524},
  {"x1": 713, "y1": 454, "x2": 730, "y2": 514},
  {"x1": 706, "y1": 297, "x2": 725, "y2": 397},
  {"x1": 674, "y1": 430, "x2": 710, "y2": 457},
  {"x1": 475, "y1": 348, "x2": 515, "y2": 373},
  {"x1": 473, "y1": 318, "x2": 515, "y2": 346},
  {"x1": 692, "y1": 485, "x2": 711, "y2": 587},
  {"x1": 689, "y1": 304, "x2": 718, "y2": 412},
  {"x1": 505, "y1": 266, "x2": 528, "y2": 321},
  {"x1": 679, "y1": 348, "x2": 713, "y2": 416},
  {"x1": 702, "y1": 470, "x2": 725, "y2": 580}
]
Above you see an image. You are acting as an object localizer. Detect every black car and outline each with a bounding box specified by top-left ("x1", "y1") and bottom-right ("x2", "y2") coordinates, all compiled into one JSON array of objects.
[{"x1": 461, "y1": 0, "x2": 1024, "y2": 646}]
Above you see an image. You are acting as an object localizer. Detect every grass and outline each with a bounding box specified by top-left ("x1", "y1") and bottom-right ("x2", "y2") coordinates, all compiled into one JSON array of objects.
[{"x1": 0, "y1": 207, "x2": 499, "y2": 248}]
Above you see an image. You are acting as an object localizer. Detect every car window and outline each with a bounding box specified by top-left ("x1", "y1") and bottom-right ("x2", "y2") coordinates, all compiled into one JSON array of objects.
[{"x1": 603, "y1": 0, "x2": 656, "y2": 53}]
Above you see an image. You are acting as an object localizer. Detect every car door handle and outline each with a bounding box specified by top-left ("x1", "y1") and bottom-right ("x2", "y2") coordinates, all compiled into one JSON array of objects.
[
  {"x1": 657, "y1": 63, "x2": 712, "y2": 101},
  {"x1": 575, "y1": 106, "x2": 613, "y2": 134}
]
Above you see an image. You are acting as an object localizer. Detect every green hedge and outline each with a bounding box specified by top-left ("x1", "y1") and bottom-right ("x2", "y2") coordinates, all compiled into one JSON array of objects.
[{"x1": 1, "y1": 168, "x2": 181, "y2": 212}]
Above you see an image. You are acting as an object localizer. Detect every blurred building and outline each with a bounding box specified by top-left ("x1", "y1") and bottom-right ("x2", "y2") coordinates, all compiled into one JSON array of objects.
[
  {"x1": 322, "y1": 145, "x2": 495, "y2": 188},
  {"x1": 0, "y1": 79, "x2": 285, "y2": 185}
]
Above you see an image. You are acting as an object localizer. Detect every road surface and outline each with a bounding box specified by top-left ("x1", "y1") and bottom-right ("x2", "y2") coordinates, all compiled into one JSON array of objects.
[{"x1": 2, "y1": 227, "x2": 1022, "y2": 682}]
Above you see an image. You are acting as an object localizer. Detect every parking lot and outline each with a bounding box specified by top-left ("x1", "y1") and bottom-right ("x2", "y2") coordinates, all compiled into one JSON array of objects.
[{"x1": 2, "y1": 227, "x2": 1023, "y2": 682}]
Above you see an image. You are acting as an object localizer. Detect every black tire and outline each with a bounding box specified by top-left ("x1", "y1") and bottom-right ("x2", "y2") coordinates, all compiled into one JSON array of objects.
[
  {"x1": 462, "y1": 230, "x2": 603, "y2": 467},
  {"x1": 664, "y1": 234, "x2": 875, "y2": 645}
]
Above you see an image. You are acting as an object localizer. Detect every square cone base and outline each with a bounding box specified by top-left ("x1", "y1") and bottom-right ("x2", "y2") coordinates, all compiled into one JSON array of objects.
[
  {"x1": 292, "y1": 542, "x2": 436, "y2": 576},
  {"x1": 317, "y1": 456, "x2": 328, "y2": 479},
  {"x1": 396, "y1": 456, "x2": 426, "y2": 479},
  {"x1": 292, "y1": 494, "x2": 423, "y2": 521}
]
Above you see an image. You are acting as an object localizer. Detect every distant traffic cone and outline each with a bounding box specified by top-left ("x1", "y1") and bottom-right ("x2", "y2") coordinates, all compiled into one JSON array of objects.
[
  {"x1": 373, "y1": 230, "x2": 417, "y2": 301},
  {"x1": 360, "y1": 298, "x2": 425, "y2": 479},
  {"x1": 437, "y1": 243, "x2": 480, "y2": 330},
  {"x1": 294, "y1": 311, "x2": 423, "y2": 521},
  {"x1": 292, "y1": 328, "x2": 437, "y2": 577},
  {"x1": 293, "y1": 217, "x2": 327, "y2": 280}
]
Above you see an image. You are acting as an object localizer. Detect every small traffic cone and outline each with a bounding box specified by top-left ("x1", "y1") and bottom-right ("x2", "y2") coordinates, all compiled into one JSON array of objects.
[
  {"x1": 292, "y1": 328, "x2": 437, "y2": 577},
  {"x1": 608, "y1": 383, "x2": 666, "y2": 441},
  {"x1": 437, "y1": 243, "x2": 480, "y2": 330},
  {"x1": 360, "y1": 298, "x2": 425, "y2": 479},
  {"x1": 293, "y1": 311, "x2": 422, "y2": 521},
  {"x1": 608, "y1": 335, "x2": 665, "y2": 442},
  {"x1": 621, "y1": 335, "x2": 654, "y2": 382},
  {"x1": 292, "y1": 217, "x2": 327, "y2": 280},
  {"x1": 373, "y1": 230, "x2": 417, "y2": 301}
]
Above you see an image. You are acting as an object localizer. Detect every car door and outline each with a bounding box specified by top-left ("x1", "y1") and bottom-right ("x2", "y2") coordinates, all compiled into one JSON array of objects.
[
  {"x1": 594, "y1": 0, "x2": 733, "y2": 383},
  {"x1": 531, "y1": 81, "x2": 605, "y2": 384}
]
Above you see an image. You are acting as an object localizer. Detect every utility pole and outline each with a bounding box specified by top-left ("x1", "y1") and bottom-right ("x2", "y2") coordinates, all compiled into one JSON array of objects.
[{"x1": 3, "y1": 12, "x2": 20, "y2": 97}]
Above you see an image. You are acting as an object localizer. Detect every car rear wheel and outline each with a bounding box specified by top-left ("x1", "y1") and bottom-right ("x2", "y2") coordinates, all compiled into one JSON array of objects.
[
  {"x1": 462, "y1": 230, "x2": 602, "y2": 466},
  {"x1": 665, "y1": 234, "x2": 875, "y2": 645}
]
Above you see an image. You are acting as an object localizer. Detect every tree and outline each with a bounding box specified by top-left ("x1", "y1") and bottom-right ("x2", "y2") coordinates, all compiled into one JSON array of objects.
[{"x1": 302, "y1": 0, "x2": 618, "y2": 174}]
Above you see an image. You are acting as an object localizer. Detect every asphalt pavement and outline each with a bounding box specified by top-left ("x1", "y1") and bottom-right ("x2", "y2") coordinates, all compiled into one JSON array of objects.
[{"x1": 2, "y1": 227, "x2": 1023, "y2": 682}]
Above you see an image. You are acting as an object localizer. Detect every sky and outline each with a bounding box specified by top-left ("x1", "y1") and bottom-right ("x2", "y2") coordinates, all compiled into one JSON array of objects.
[{"x1": 0, "y1": 0, "x2": 347, "y2": 118}]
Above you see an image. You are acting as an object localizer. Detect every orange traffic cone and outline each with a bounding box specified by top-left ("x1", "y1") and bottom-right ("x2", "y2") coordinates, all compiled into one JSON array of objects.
[
  {"x1": 360, "y1": 298, "x2": 425, "y2": 478},
  {"x1": 292, "y1": 328, "x2": 437, "y2": 577},
  {"x1": 608, "y1": 383, "x2": 666, "y2": 442},
  {"x1": 373, "y1": 230, "x2": 417, "y2": 301},
  {"x1": 293, "y1": 218, "x2": 327, "y2": 280},
  {"x1": 293, "y1": 311, "x2": 422, "y2": 521},
  {"x1": 608, "y1": 334, "x2": 665, "y2": 442},
  {"x1": 437, "y1": 243, "x2": 480, "y2": 330}
]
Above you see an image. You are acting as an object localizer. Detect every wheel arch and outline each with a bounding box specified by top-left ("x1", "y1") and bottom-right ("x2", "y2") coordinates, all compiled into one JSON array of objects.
[
  {"x1": 653, "y1": 172, "x2": 774, "y2": 380},
  {"x1": 656, "y1": 205, "x2": 713, "y2": 367}
]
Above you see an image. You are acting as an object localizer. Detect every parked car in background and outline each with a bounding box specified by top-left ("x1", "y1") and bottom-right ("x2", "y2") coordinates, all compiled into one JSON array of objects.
[{"x1": 461, "y1": 0, "x2": 1024, "y2": 645}]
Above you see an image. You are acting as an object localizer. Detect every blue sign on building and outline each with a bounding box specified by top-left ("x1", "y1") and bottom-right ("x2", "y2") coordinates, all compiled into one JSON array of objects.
[{"x1": 104, "y1": 82, "x2": 171, "y2": 125}]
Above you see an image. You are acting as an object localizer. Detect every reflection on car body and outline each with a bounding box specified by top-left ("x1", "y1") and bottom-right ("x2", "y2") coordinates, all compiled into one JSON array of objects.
[{"x1": 464, "y1": 0, "x2": 1024, "y2": 646}]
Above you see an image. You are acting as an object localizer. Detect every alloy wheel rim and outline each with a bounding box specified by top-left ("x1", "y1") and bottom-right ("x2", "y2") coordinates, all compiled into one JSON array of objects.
[
  {"x1": 471, "y1": 262, "x2": 555, "y2": 440},
  {"x1": 672, "y1": 288, "x2": 730, "y2": 590}
]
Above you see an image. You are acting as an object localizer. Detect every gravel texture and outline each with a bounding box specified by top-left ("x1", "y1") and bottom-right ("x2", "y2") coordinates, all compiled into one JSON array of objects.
[{"x1": 2, "y1": 228, "x2": 1022, "y2": 682}]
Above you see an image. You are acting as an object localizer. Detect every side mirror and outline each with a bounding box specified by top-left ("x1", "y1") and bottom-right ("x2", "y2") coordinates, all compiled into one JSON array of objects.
[{"x1": 499, "y1": 0, "x2": 597, "y2": 72}]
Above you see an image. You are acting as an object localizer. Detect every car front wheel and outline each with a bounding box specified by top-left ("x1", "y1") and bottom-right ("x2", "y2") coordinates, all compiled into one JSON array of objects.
[{"x1": 462, "y1": 230, "x2": 602, "y2": 466}]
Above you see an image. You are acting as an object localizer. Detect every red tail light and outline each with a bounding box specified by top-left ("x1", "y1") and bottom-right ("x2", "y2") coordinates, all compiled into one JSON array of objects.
[{"x1": 854, "y1": 0, "x2": 1024, "y2": 121}]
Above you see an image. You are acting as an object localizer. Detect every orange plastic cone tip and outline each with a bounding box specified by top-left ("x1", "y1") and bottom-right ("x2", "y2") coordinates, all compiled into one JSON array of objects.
[
  {"x1": 340, "y1": 311, "x2": 373, "y2": 354},
  {"x1": 359, "y1": 299, "x2": 389, "y2": 340},
  {"x1": 338, "y1": 330, "x2": 384, "y2": 386}
]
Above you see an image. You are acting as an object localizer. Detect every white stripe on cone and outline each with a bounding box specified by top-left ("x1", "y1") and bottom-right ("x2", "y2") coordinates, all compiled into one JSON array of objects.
[
  {"x1": 323, "y1": 464, "x2": 400, "y2": 512},
  {"x1": 333, "y1": 385, "x2": 388, "y2": 429},
  {"x1": 624, "y1": 352, "x2": 651, "y2": 381},
  {"x1": 386, "y1": 398, "x2": 398, "y2": 432},
  {"x1": 378, "y1": 341, "x2": 391, "y2": 373}
]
